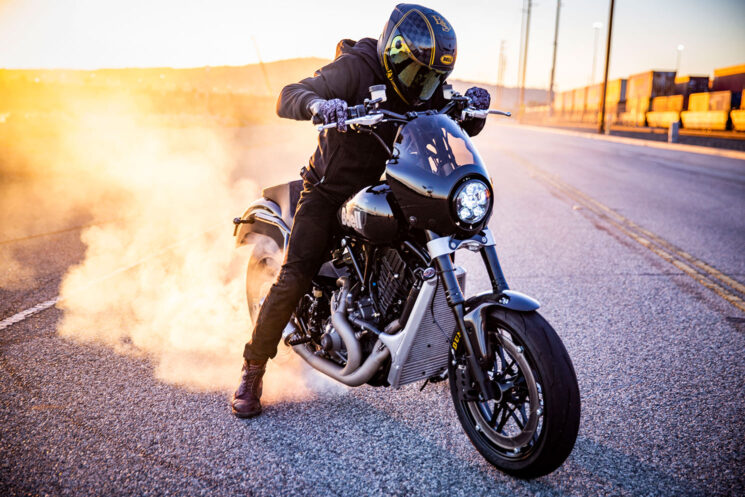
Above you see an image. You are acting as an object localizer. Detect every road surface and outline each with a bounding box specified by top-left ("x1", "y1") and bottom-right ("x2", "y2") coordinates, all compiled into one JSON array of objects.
[{"x1": 2, "y1": 122, "x2": 744, "y2": 496}]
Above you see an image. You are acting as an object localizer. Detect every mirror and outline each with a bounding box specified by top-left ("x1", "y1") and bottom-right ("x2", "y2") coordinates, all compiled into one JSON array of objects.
[
  {"x1": 442, "y1": 84, "x2": 453, "y2": 100},
  {"x1": 369, "y1": 84, "x2": 387, "y2": 103}
]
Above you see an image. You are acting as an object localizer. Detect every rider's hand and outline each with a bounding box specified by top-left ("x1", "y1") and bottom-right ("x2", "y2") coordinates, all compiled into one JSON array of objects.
[
  {"x1": 309, "y1": 98, "x2": 348, "y2": 132},
  {"x1": 465, "y1": 87, "x2": 491, "y2": 112}
]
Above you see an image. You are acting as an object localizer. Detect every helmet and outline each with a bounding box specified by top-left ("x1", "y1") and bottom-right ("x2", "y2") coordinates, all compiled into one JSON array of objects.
[{"x1": 378, "y1": 4, "x2": 457, "y2": 106}]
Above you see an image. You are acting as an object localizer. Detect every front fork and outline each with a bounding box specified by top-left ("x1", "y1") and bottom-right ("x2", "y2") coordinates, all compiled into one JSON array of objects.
[{"x1": 426, "y1": 230, "x2": 509, "y2": 401}]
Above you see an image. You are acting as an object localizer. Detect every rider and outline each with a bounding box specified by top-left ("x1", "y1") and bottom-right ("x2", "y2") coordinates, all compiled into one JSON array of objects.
[{"x1": 232, "y1": 3, "x2": 492, "y2": 418}]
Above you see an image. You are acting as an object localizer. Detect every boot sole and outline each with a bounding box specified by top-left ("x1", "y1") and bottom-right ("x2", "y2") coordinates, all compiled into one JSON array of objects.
[{"x1": 231, "y1": 407, "x2": 262, "y2": 419}]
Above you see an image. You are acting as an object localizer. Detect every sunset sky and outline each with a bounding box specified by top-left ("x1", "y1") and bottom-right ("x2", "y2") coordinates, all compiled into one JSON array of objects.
[{"x1": 1, "y1": 0, "x2": 743, "y2": 91}]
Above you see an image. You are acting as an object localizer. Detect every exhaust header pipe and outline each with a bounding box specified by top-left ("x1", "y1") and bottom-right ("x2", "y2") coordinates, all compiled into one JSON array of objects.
[{"x1": 288, "y1": 278, "x2": 390, "y2": 386}]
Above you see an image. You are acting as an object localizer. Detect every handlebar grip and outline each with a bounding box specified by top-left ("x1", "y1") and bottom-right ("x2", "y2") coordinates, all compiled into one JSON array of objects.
[{"x1": 311, "y1": 113, "x2": 323, "y2": 125}]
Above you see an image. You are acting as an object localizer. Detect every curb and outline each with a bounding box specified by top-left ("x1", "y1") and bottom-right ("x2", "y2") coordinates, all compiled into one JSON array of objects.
[{"x1": 496, "y1": 122, "x2": 745, "y2": 161}]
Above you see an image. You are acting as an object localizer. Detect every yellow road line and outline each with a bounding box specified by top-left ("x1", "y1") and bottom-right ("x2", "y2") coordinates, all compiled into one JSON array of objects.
[{"x1": 507, "y1": 150, "x2": 745, "y2": 314}]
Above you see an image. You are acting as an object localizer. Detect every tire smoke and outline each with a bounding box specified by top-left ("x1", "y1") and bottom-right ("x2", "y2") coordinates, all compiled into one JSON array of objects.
[{"x1": 2, "y1": 91, "x2": 343, "y2": 402}]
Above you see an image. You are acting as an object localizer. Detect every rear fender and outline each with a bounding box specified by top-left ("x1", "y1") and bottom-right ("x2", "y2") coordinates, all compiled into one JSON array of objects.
[{"x1": 234, "y1": 198, "x2": 290, "y2": 250}]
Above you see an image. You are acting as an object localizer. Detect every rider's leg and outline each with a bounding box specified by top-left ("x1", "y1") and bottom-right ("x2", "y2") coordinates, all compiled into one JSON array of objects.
[
  {"x1": 243, "y1": 187, "x2": 338, "y2": 361},
  {"x1": 232, "y1": 186, "x2": 337, "y2": 417}
]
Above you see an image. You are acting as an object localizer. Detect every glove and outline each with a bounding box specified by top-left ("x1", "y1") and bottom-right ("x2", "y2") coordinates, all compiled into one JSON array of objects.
[
  {"x1": 309, "y1": 98, "x2": 348, "y2": 132},
  {"x1": 465, "y1": 87, "x2": 491, "y2": 111}
]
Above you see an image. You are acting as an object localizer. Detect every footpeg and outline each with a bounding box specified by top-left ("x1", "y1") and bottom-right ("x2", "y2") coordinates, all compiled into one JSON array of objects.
[{"x1": 288, "y1": 335, "x2": 311, "y2": 346}]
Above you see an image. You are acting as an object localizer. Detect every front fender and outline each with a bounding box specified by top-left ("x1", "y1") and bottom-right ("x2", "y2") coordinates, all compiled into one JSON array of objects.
[
  {"x1": 467, "y1": 290, "x2": 540, "y2": 312},
  {"x1": 451, "y1": 290, "x2": 541, "y2": 358}
]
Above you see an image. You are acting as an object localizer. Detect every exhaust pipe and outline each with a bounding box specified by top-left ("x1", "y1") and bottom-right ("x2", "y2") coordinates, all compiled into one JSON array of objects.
[
  {"x1": 293, "y1": 338, "x2": 390, "y2": 387},
  {"x1": 288, "y1": 278, "x2": 390, "y2": 386}
]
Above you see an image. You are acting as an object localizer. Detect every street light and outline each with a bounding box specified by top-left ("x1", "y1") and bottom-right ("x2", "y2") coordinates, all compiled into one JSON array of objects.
[
  {"x1": 591, "y1": 22, "x2": 603, "y2": 84},
  {"x1": 676, "y1": 44, "x2": 685, "y2": 73}
]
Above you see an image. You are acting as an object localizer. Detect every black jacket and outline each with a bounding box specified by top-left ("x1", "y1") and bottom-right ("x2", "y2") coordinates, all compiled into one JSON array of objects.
[{"x1": 277, "y1": 37, "x2": 485, "y2": 204}]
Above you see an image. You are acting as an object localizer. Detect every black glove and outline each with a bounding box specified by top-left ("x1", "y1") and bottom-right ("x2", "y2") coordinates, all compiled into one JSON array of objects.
[
  {"x1": 465, "y1": 87, "x2": 491, "y2": 111},
  {"x1": 309, "y1": 98, "x2": 348, "y2": 132}
]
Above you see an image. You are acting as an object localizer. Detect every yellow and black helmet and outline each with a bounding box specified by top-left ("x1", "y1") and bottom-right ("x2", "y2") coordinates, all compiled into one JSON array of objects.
[{"x1": 377, "y1": 4, "x2": 457, "y2": 106}]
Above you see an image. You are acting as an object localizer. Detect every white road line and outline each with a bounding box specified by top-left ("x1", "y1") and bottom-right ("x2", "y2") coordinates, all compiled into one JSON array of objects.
[
  {"x1": 0, "y1": 298, "x2": 61, "y2": 331},
  {"x1": 1, "y1": 224, "x2": 223, "y2": 332}
]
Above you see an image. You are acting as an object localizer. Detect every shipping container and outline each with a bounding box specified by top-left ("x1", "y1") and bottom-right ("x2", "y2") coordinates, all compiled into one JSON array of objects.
[
  {"x1": 732, "y1": 86, "x2": 745, "y2": 130},
  {"x1": 571, "y1": 86, "x2": 587, "y2": 121},
  {"x1": 711, "y1": 63, "x2": 745, "y2": 93},
  {"x1": 561, "y1": 90, "x2": 574, "y2": 120},
  {"x1": 605, "y1": 78, "x2": 627, "y2": 105},
  {"x1": 687, "y1": 90, "x2": 732, "y2": 111},
  {"x1": 674, "y1": 75, "x2": 709, "y2": 95},
  {"x1": 619, "y1": 97, "x2": 650, "y2": 126},
  {"x1": 674, "y1": 75, "x2": 709, "y2": 109},
  {"x1": 709, "y1": 91, "x2": 732, "y2": 111},
  {"x1": 583, "y1": 83, "x2": 602, "y2": 123},
  {"x1": 687, "y1": 92, "x2": 709, "y2": 112},
  {"x1": 626, "y1": 70, "x2": 676, "y2": 100},
  {"x1": 680, "y1": 111, "x2": 729, "y2": 130},
  {"x1": 731, "y1": 109, "x2": 745, "y2": 131}
]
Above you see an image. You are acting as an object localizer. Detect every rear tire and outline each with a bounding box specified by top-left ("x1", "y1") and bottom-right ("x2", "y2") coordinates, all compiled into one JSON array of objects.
[
  {"x1": 449, "y1": 308, "x2": 580, "y2": 478},
  {"x1": 244, "y1": 234, "x2": 283, "y2": 324}
]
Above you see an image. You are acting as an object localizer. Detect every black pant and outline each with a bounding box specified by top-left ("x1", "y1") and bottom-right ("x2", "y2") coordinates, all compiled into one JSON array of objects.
[{"x1": 243, "y1": 184, "x2": 339, "y2": 362}]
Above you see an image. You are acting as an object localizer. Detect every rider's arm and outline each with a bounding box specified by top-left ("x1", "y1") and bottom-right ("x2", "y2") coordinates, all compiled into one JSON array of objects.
[{"x1": 276, "y1": 55, "x2": 360, "y2": 121}]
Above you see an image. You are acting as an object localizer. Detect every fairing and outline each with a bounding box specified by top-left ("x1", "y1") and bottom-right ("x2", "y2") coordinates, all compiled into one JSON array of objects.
[{"x1": 385, "y1": 114, "x2": 492, "y2": 235}]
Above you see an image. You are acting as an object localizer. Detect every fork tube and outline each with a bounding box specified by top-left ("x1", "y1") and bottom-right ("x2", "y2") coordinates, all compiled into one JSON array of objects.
[
  {"x1": 480, "y1": 245, "x2": 510, "y2": 293},
  {"x1": 432, "y1": 252, "x2": 493, "y2": 399}
]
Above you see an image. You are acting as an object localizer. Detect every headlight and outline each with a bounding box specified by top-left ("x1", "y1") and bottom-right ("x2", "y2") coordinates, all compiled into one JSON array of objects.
[{"x1": 453, "y1": 179, "x2": 491, "y2": 224}]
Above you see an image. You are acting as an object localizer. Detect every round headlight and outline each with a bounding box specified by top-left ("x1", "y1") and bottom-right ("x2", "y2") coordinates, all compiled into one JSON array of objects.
[{"x1": 453, "y1": 179, "x2": 491, "y2": 224}]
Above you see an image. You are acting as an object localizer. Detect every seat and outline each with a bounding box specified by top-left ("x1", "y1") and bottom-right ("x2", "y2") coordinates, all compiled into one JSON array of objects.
[{"x1": 261, "y1": 179, "x2": 304, "y2": 229}]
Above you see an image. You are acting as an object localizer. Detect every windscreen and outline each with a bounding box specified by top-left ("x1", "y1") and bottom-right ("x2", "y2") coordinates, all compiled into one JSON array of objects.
[{"x1": 392, "y1": 114, "x2": 485, "y2": 177}]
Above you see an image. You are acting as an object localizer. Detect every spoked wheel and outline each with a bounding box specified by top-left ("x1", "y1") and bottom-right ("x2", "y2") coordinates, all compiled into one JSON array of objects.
[
  {"x1": 245, "y1": 234, "x2": 283, "y2": 324},
  {"x1": 449, "y1": 308, "x2": 580, "y2": 478}
]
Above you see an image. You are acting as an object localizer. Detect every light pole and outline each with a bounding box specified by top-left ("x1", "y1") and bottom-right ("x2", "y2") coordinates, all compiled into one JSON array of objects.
[
  {"x1": 518, "y1": 0, "x2": 532, "y2": 116},
  {"x1": 591, "y1": 22, "x2": 602, "y2": 84},
  {"x1": 496, "y1": 40, "x2": 506, "y2": 108},
  {"x1": 675, "y1": 44, "x2": 685, "y2": 73}
]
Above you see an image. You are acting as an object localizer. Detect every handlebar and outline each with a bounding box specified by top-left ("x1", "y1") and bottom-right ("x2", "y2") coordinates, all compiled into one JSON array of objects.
[
  {"x1": 316, "y1": 112, "x2": 385, "y2": 131},
  {"x1": 315, "y1": 104, "x2": 511, "y2": 132}
]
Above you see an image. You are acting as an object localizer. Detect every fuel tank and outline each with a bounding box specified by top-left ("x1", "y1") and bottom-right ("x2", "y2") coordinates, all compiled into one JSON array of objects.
[{"x1": 338, "y1": 183, "x2": 400, "y2": 243}]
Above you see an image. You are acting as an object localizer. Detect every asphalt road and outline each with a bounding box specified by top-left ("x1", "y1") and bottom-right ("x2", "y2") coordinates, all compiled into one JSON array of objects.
[{"x1": 2, "y1": 122, "x2": 744, "y2": 496}]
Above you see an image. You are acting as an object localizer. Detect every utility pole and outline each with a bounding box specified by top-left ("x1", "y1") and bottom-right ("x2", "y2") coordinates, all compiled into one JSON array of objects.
[
  {"x1": 496, "y1": 40, "x2": 506, "y2": 107},
  {"x1": 598, "y1": 0, "x2": 615, "y2": 134},
  {"x1": 518, "y1": 0, "x2": 532, "y2": 116},
  {"x1": 548, "y1": 0, "x2": 561, "y2": 115}
]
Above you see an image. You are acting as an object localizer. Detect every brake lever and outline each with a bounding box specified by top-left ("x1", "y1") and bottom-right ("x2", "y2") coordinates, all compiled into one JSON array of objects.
[
  {"x1": 461, "y1": 108, "x2": 512, "y2": 120},
  {"x1": 316, "y1": 113, "x2": 385, "y2": 131}
]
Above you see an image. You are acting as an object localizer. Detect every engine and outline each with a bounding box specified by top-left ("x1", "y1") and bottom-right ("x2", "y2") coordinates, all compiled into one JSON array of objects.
[
  {"x1": 371, "y1": 247, "x2": 418, "y2": 322},
  {"x1": 293, "y1": 241, "x2": 424, "y2": 384}
]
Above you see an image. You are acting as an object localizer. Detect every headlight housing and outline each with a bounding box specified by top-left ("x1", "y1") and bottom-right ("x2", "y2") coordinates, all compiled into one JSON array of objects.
[{"x1": 453, "y1": 179, "x2": 491, "y2": 225}]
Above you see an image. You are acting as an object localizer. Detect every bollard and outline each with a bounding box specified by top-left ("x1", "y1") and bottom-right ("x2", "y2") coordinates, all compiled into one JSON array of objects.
[{"x1": 668, "y1": 121, "x2": 680, "y2": 143}]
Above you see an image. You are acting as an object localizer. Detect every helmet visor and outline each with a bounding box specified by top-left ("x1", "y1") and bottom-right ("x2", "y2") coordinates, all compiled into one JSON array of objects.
[{"x1": 387, "y1": 34, "x2": 450, "y2": 104}]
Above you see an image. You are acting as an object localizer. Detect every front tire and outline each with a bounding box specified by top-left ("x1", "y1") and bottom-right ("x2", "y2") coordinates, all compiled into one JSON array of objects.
[{"x1": 449, "y1": 308, "x2": 580, "y2": 478}]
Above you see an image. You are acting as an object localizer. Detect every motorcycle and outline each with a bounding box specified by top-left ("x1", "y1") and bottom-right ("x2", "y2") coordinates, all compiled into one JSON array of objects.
[{"x1": 233, "y1": 84, "x2": 580, "y2": 478}]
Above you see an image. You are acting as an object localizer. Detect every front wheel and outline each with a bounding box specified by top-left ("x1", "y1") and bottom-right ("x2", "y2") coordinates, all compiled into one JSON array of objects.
[{"x1": 449, "y1": 308, "x2": 580, "y2": 478}]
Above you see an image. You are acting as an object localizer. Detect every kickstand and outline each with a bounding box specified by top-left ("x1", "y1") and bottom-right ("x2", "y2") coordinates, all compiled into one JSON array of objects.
[{"x1": 419, "y1": 379, "x2": 430, "y2": 392}]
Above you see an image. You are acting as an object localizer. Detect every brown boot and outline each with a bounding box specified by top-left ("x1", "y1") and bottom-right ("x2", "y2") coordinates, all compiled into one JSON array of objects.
[{"x1": 231, "y1": 359, "x2": 266, "y2": 418}]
